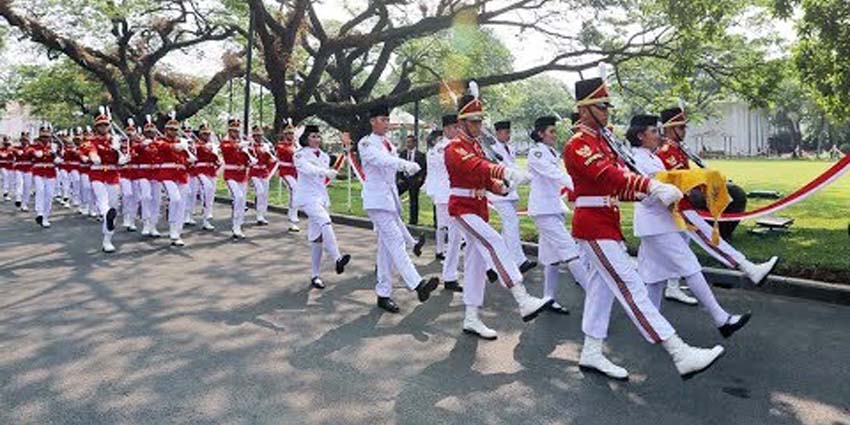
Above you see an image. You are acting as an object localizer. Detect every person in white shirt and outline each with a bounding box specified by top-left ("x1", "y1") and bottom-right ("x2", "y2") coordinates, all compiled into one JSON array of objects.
[
  {"x1": 627, "y1": 114, "x2": 751, "y2": 338},
  {"x1": 293, "y1": 125, "x2": 351, "y2": 289},
  {"x1": 358, "y1": 103, "x2": 440, "y2": 313},
  {"x1": 423, "y1": 115, "x2": 464, "y2": 292},
  {"x1": 527, "y1": 116, "x2": 591, "y2": 315},
  {"x1": 488, "y1": 120, "x2": 536, "y2": 274}
]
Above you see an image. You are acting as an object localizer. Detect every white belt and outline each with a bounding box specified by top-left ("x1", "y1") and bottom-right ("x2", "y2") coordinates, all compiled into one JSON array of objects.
[
  {"x1": 574, "y1": 196, "x2": 619, "y2": 208},
  {"x1": 224, "y1": 165, "x2": 247, "y2": 171},
  {"x1": 450, "y1": 188, "x2": 486, "y2": 199},
  {"x1": 67, "y1": 161, "x2": 80, "y2": 166},
  {"x1": 91, "y1": 165, "x2": 120, "y2": 171},
  {"x1": 194, "y1": 162, "x2": 215, "y2": 167},
  {"x1": 279, "y1": 162, "x2": 294, "y2": 167},
  {"x1": 159, "y1": 163, "x2": 185, "y2": 169},
  {"x1": 32, "y1": 164, "x2": 55, "y2": 168},
  {"x1": 136, "y1": 164, "x2": 154, "y2": 169},
  {"x1": 18, "y1": 162, "x2": 32, "y2": 165}
]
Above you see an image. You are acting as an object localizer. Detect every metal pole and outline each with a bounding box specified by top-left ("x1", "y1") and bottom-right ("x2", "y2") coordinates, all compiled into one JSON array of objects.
[
  {"x1": 243, "y1": 7, "x2": 255, "y2": 135},
  {"x1": 413, "y1": 99, "x2": 420, "y2": 147}
]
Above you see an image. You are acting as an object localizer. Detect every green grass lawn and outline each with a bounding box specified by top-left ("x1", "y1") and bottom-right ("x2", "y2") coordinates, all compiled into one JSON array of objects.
[{"x1": 219, "y1": 159, "x2": 849, "y2": 283}]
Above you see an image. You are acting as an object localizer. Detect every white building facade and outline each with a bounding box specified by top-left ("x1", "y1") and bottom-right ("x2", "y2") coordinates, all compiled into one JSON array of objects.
[{"x1": 688, "y1": 101, "x2": 772, "y2": 156}]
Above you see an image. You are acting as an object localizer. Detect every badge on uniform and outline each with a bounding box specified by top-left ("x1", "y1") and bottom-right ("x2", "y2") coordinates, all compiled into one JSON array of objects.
[
  {"x1": 576, "y1": 145, "x2": 593, "y2": 158},
  {"x1": 534, "y1": 151, "x2": 542, "y2": 158}
]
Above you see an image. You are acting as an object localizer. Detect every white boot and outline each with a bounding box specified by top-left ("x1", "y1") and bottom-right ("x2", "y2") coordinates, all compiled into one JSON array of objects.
[
  {"x1": 201, "y1": 219, "x2": 215, "y2": 231},
  {"x1": 150, "y1": 224, "x2": 162, "y2": 238},
  {"x1": 510, "y1": 284, "x2": 552, "y2": 322},
  {"x1": 739, "y1": 256, "x2": 779, "y2": 286},
  {"x1": 288, "y1": 223, "x2": 300, "y2": 232},
  {"x1": 578, "y1": 336, "x2": 629, "y2": 380},
  {"x1": 662, "y1": 334, "x2": 725, "y2": 380},
  {"x1": 232, "y1": 225, "x2": 245, "y2": 239},
  {"x1": 664, "y1": 280, "x2": 698, "y2": 305},
  {"x1": 102, "y1": 233, "x2": 116, "y2": 253},
  {"x1": 462, "y1": 306, "x2": 497, "y2": 340},
  {"x1": 140, "y1": 222, "x2": 151, "y2": 237},
  {"x1": 289, "y1": 211, "x2": 300, "y2": 223},
  {"x1": 169, "y1": 224, "x2": 185, "y2": 246}
]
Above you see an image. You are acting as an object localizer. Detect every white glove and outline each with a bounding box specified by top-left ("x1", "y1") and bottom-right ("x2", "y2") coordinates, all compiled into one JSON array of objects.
[
  {"x1": 324, "y1": 169, "x2": 339, "y2": 179},
  {"x1": 54, "y1": 157, "x2": 64, "y2": 164},
  {"x1": 261, "y1": 144, "x2": 271, "y2": 154},
  {"x1": 400, "y1": 160, "x2": 421, "y2": 175},
  {"x1": 118, "y1": 153, "x2": 131, "y2": 165},
  {"x1": 111, "y1": 135, "x2": 122, "y2": 152},
  {"x1": 649, "y1": 180, "x2": 683, "y2": 206},
  {"x1": 175, "y1": 139, "x2": 190, "y2": 152},
  {"x1": 142, "y1": 138, "x2": 152, "y2": 146},
  {"x1": 239, "y1": 141, "x2": 251, "y2": 149},
  {"x1": 34, "y1": 150, "x2": 44, "y2": 158},
  {"x1": 504, "y1": 167, "x2": 531, "y2": 186},
  {"x1": 559, "y1": 174, "x2": 574, "y2": 191},
  {"x1": 91, "y1": 155, "x2": 102, "y2": 165}
]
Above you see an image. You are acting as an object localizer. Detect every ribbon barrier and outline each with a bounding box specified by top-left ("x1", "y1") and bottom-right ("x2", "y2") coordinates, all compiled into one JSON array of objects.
[{"x1": 696, "y1": 154, "x2": 850, "y2": 222}]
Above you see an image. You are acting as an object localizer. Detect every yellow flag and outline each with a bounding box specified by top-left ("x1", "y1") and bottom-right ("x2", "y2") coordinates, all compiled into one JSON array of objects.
[{"x1": 655, "y1": 169, "x2": 731, "y2": 245}]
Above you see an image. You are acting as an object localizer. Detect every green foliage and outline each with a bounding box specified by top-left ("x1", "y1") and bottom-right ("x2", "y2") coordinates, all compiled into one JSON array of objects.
[{"x1": 11, "y1": 60, "x2": 105, "y2": 127}]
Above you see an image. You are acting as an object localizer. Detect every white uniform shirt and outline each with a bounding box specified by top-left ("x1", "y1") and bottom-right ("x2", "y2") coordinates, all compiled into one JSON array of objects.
[
  {"x1": 527, "y1": 142, "x2": 573, "y2": 217},
  {"x1": 486, "y1": 140, "x2": 520, "y2": 202},
  {"x1": 358, "y1": 132, "x2": 404, "y2": 212},
  {"x1": 424, "y1": 137, "x2": 451, "y2": 204},
  {"x1": 633, "y1": 147, "x2": 682, "y2": 237},
  {"x1": 293, "y1": 146, "x2": 331, "y2": 208}
]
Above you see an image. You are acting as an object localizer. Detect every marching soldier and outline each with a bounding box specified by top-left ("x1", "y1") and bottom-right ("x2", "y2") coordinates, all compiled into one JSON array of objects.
[
  {"x1": 86, "y1": 110, "x2": 127, "y2": 253},
  {"x1": 220, "y1": 118, "x2": 254, "y2": 238},
  {"x1": 276, "y1": 120, "x2": 300, "y2": 232},
  {"x1": 358, "y1": 103, "x2": 439, "y2": 313},
  {"x1": 0, "y1": 138, "x2": 12, "y2": 201},
  {"x1": 152, "y1": 115, "x2": 193, "y2": 246},
  {"x1": 55, "y1": 131, "x2": 72, "y2": 208},
  {"x1": 563, "y1": 76, "x2": 724, "y2": 380},
  {"x1": 185, "y1": 122, "x2": 220, "y2": 231},
  {"x1": 657, "y1": 106, "x2": 779, "y2": 289},
  {"x1": 628, "y1": 114, "x2": 751, "y2": 337},
  {"x1": 488, "y1": 120, "x2": 536, "y2": 273},
  {"x1": 444, "y1": 83, "x2": 552, "y2": 340},
  {"x1": 30, "y1": 126, "x2": 61, "y2": 228},
  {"x1": 249, "y1": 125, "x2": 275, "y2": 226},
  {"x1": 14, "y1": 132, "x2": 33, "y2": 211},
  {"x1": 120, "y1": 119, "x2": 140, "y2": 232},
  {"x1": 136, "y1": 118, "x2": 163, "y2": 237},
  {"x1": 293, "y1": 124, "x2": 351, "y2": 289},
  {"x1": 425, "y1": 114, "x2": 463, "y2": 292},
  {"x1": 527, "y1": 116, "x2": 592, "y2": 314},
  {"x1": 76, "y1": 129, "x2": 93, "y2": 216},
  {"x1": 64, "y1": 130, "x2": 83, "y2": 208}
]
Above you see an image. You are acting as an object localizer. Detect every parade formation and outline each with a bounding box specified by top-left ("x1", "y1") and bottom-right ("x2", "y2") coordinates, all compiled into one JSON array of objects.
[{"x1": 0, "y1": 73, "x2": 788, "y2": 382}]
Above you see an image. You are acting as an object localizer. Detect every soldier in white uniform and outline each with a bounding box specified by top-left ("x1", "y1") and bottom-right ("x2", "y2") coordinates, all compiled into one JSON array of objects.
[
  {"x1": 293, "y1": 125, "x2": 351, "y2": 289},
  {"x1": 527, "y1": 116, "x2": 592, "y2": 314},
  {"x1": 424, "y1": 114, "x2": 463, "y2": 292},
  {"x1": 358, "y1": 103, "x2": 440, "y2": 313},
  {"x1": 488, "y1": 120, "x2": 536, "y2": 274},
  {"x1": 627, "y1": 114, "x2": 751, "y2": 338}
]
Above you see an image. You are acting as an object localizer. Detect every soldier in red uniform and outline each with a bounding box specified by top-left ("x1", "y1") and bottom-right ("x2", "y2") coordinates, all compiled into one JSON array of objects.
[
  {"x1": 119, "y1": 119, "x2": 140, "y2": 232},
  {"x1": 86, "y1": 110, "x2": 127, "y2": 253},
  {"x1": 220, "y1": 118, "x2": 254, "y2": 238},
  {"x1": 65, "y1": 129, "x2": 83, "y2": 208},
  {"x1": 276, "y1": 119, "x2": 300, "y2": 231},
  {"x1": 185, "y1": 122, "x2": 221, "y2": 231},
  {"x1": 443, "y1": 82, "x2": 552, "y2": 340},
  {"x1": 135, "y1": 117, "x2": 163, "y2": 237},
  {"x1": 248, "y1": 125, "x2": 276, "y2": 226},
  {"x1": 0, "y1": 138, "x2": 12, "y2": 201},
  {"x1": 14, "y1": 132, "x2": 33, "y2": 211},
  {"x1": 563, "y1": 76, "x2": 724, "y2": 380},
  {"x1": 30, "y1": 126, "x2": 61, "y2": 228},
  {"x1": 656, "y1": 107, "x2": 779, "y2": 291},
  {"x1": 152, "y1": 115, "x2": 192, "y2": 246}
]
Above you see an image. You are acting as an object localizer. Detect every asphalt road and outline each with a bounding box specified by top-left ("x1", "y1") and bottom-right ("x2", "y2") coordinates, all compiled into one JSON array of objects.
[{"x1": 1, "y1": 200, "x2": 848, "y2": 425}]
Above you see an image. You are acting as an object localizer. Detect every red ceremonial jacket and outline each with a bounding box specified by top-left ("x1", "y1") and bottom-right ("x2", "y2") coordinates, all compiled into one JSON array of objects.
[
  {"x1": 13, "y1": 146, "x2": 31, "y2": 172},
  {"x1": 86, "y1": 135, "x2": 121, "y2": 185},
  {"x1": 29, "y1": 143, "x2": 57, "y2": 178},
  {"x1": 0, "y1": 147, "x2": 11, "y2": 169},
  {"x1": 563, "y1": 123, "x2": 651, "y2": 241},
  {"x1": 275, "y1": 141, "x2": 297, "y2": 178},
  {"x1": 248, "y1": 142, "x2": 276, "y2": 179},
  {"x1": 220, "y1": 138, "x2": 250, "y2": 183},
  {"x1": 152, "y1": 136, "x2": 189, "y2": 184},
  {"x1": 444, "y1": 131, "x2": 507, "y2": 221},
  {"x1": 190, "y1": 143, "x2": 220, "y2": 177}
]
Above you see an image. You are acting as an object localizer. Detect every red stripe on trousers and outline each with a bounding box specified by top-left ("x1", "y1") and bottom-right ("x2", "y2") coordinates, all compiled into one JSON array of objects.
[
  {"x1": 457, "y1": 216, "x2": 513, "y2": 288},
  {"x1": 681, "y1": 214, "x2": 739, "y2": 268},
  {"x1": 588, "y1": 240, "x2": 661, "y2": 343}
]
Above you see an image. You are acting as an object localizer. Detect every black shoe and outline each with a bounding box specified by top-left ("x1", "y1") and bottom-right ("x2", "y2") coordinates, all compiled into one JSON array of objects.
[
  {"x1": 311, "y1": 277, "x2": 325, "y2": 289},
  {"x1": 35, "y1": 215, "x2": 43, "y2": 226},
  {"x1": 443, "y1": 280, "x2": 463, "y2": 292},
  {"x1": 486, "y1": 269, "x2": 498, "y2": 283},
  {"x1": 435, "y1": 253, "x2": 446, "y2": 261},
  {"x1": 15, "y1": 201, "x2": 21, "y2": 208},
  {"x1": 105, "y1": 208, "x2": 117, "y2": 232},
  {"x1": 377, "y1": 296, "x2": 400, "y2": 313},
  {"x1": 335, "y1": 254, "x2": 351, "y2": 274},
  {"x1": 413, "y1": 233, "x2": 426, "y2": 257},
  {"x1": 547, "y1": 301, "x2": 570, "y2": 315},
  {"x1": 415, "y1": 277, "x2": 440, "y2": 302},
  {"x1": 719, "y1": 312, "x2": 752, "y2": 338},
  {"x1": 519, "y1": 260, "x2": 537, "y2": 274}
]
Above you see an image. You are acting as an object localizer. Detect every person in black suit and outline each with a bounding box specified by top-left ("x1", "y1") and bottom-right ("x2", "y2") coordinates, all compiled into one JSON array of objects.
[{"x1": 397, "y1": 134, "x2": 427, "y2": 225}]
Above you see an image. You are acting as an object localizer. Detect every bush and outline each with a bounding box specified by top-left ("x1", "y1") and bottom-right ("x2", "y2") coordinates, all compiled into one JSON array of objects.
[{"x1": 840, "y1": 143, "x2": 850, "y2": 154}]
